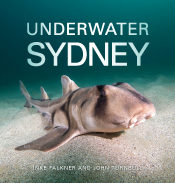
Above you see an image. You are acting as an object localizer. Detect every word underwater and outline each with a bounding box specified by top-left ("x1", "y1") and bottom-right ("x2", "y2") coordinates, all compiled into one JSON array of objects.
[{"x1": 27, "y1": 22, "x2": 149, "y2": 36}]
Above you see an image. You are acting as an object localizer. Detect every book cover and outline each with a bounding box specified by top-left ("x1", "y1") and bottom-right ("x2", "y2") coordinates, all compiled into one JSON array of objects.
[{"x1": 0, "y1": 1, "x2": 174, "y2": 182}]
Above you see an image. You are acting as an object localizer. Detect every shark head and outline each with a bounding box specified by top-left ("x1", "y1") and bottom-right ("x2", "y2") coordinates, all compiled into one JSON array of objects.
[{"x1": 80, "y1": 82, "x2": 156, "y2": 133}]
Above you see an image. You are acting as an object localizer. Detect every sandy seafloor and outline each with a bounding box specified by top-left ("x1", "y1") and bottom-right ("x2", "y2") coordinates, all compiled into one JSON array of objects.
[{"x1": 0, "y1": 75, "x2": 175, "y2": 183}]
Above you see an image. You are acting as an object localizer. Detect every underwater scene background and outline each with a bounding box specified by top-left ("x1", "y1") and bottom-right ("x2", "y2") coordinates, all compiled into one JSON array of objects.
[
  {"x1": 0, "y1": 0, "x2": 175, "y2": 182},
  {"x1": 1, "y1": 0, "x2": 175, "y2": 88}
]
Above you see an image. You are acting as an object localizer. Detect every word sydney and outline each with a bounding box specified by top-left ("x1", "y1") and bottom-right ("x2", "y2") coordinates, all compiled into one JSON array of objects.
[{"x1": 27, "y1": 42, "x2": 149, "y2": 67}]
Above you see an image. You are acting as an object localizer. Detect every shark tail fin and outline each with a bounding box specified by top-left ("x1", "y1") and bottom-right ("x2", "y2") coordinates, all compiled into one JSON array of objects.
[
  {"x1": 40, "y1": 87, "x2": 49, "y2": 100},
  {"x1": 19, "y1": 81, "x2": 32, "y2": 108}
]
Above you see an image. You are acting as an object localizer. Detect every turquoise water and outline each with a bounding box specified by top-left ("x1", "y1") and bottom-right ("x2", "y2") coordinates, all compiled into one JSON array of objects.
[{"x1": 1, "y1": 1, "x2": 175, "y2": 88}]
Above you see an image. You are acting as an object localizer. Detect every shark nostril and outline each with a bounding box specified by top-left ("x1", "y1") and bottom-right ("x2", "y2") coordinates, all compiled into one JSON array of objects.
[
  {"x1": 146, "y1": 115, "x2": 151, "y2": 119},
  {"x1": 146, "y1": 112, "x2": 156, "y2": 119}
]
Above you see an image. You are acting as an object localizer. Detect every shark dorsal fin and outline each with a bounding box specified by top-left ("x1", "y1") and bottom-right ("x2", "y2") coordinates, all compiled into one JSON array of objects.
[
  {"x1": 40, "y1": 87, "x2": 49, "y2": 100},
  {"x1": 61, "y1": 75, "x2": 79, "y2": 96}
]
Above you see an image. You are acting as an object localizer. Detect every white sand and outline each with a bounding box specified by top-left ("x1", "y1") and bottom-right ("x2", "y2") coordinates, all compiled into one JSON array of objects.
[{"x1": 0, "y1": 76, "x2": 175, "y2": 182}]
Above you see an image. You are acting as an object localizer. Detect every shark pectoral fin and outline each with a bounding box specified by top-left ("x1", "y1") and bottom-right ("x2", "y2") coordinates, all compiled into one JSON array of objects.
[
  {"x1": 15, "y1": 127, "x2": 77, "y2": 152},
  {"x1": 61, "y1": 75, "x2": 79, "y2": 96}
]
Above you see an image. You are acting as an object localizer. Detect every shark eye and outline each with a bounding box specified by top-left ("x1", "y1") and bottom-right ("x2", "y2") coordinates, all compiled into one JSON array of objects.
[{"x1": 100, "y1": 90, "x2": 106, "y2": 96}]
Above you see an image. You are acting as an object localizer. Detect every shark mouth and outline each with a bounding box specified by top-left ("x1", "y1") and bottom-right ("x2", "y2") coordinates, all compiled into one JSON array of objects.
[{"x1": 128, "y1": 112, "x2": 156, "y2": 129}]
